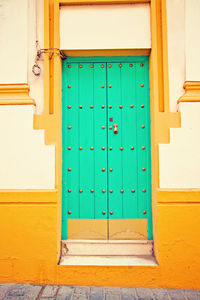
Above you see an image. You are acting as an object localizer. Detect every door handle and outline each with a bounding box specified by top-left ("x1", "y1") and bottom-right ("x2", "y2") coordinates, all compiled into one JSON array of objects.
[{"x1": 113, "y1": 123, "x2": 118, "y2": 134}]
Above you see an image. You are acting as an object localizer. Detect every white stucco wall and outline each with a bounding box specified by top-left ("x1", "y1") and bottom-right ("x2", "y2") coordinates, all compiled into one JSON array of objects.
[
  {"x1": 27, "y1": 0, "x2": 44, "y2": 114},
  {"x1": 0, "y1": 0, "x2": 54, "y2": 189},
  {"x1": 185, "y1": 0, "x2": 200, "y2": 81},
  {"x1": 0, "y1": 0, "x2": 44, "y2": 113},
  {"x1": 167, "y1": 0, "x2": 185, "y2": 112},
  {"x1": 159, "y1": 102, "x2": 200, "y2": 188},
  {"x1": 60, "y1": 4, "x2": 151, "y2": 50},
  {"x1": 159, "y1": 1, "x2": 200, "y2": 188},
  {"x1": 0, "y1": 105, "x2": 55, "y2": 189},
  {"x1": 0, "y1": 0, "x2": 28, "y2": 84},
  {"x1": 1, "y1": 0, "x2": 200, "y2": 189}
]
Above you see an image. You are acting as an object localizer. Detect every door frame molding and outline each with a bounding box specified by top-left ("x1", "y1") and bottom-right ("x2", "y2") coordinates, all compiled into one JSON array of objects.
[{"x1": 33, "y1": 0, "x2": 180, "y2": 261}]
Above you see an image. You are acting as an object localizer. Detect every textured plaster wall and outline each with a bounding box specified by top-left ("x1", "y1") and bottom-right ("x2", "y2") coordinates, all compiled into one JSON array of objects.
[
  {"x1": 0, "y1": 106, "x2": 55, "y2": 189},
  {"x1": 60, "y1": 4, "x2": 151, "y2": 50},
  {"x1": 185, "y1": 0, "x2": 200, "y2": 81},
  {"x1": 160, "y1": 1, "x2": 200, "y2": 187},
  {"x1": 0, "y1": 195, "x2": 200, "y2": 289},
  {"x1": 0, "y1": 0, "x2": 44, "y2": 113},
  {"x1": 0, "y1": 0, "x2": 28, "y2": 84},
  {"x1": 166, "y1": 0, "x2": 185, "y2": 112},
  {"x1": 0, "y1": 0, "x2": 54, "y2": 189},
  {"x1": 159, "y1": 102, "x2": 200, "y2": 188},
  {"x1": 27, "y1": 0, "x2": 44, "y2": 114}
]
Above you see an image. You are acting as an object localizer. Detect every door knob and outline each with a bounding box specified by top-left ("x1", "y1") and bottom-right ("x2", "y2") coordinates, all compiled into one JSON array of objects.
[{"x1": 113, "y1": 123, "x2": 118, "y2": 134}]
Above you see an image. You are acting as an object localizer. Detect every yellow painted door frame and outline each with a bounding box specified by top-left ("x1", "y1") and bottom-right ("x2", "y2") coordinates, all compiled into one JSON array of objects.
[{"x1": 33, "y1": 0, "x2": 181, "y2": 261}]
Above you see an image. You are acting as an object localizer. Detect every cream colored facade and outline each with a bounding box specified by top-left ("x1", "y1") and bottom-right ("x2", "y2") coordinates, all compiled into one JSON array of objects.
[
  {"x1": 60, "y1": 4, "x2": 151, "y2": 49},
  {"x1": 0, "y1": 106, "x2": 54, "y2": 189},
  {"x1": 0, "y1": 0, "x2": 200, "y2": 288},
  {"x1": 160, "y1": 0, "x2": 200, "y2": 188},
  {"x1": 1, "y1": 0, "x2": 200, "y2": 188}
]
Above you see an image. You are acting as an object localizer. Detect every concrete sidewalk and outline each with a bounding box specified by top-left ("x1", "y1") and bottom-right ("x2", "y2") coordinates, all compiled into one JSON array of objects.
[{"x1": 0, "y1": 284, "x2": 199, "y2": 300}]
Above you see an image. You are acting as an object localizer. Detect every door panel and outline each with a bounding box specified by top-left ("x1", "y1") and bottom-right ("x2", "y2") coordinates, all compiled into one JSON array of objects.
[
  {"x1": 107, "y1": 62, "x2": 151, "y2": 238},
  {"x1": 93, "y1": 63, "x2": 108, "y2": 219},
  {"x1": 107, "y1": 63, "x2": 123, "y2": 219},
  {"x1": 107, "y1": 62, "x2": 138, "y2": 220},
  {"x1": 135, "y1": 63, "x2": 149, "y2": 219},
  {"x1": 79, "y1": 64, "x2": 95, "y2": 218},
  {"x1": 109, "y1": 219, "x2": 148, "y2": 240},
  {"x1": 62, "y1": 63, "x2": 80, "y2": 222},
  {"x1": 121, "y1": 63, "x2": 138, "y2": 219},
  {"x1": 67, "y1": 219, "x2": 108, "y2": 240},
  {"x1": 62, "y1": 57, "x2": 152, "y2": 240},
  {"x1": 62, "y1": 62, "x2": 108, "y2": 239}
]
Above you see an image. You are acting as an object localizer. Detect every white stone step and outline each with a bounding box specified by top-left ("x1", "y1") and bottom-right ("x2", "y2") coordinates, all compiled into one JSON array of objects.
[
  {"x1": 61, "y1": 240, "x2": 153, "y2": 256},
  {"x1": 59, "y1": 255, "x2": 157, "y2": 266}
]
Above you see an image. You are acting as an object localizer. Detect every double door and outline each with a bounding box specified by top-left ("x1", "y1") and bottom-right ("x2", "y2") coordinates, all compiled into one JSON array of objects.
[{"x1": 62, "y1": 57, "x2": 152, "y2": 240}]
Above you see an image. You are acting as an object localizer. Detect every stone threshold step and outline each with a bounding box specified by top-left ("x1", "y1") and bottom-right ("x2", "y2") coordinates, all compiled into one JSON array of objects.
[
  {"x1": 61, "y1": 240, "x2": 153, "y2": 256},
  {"x1": 59, "y1": 255, "x2": 157, "y2": 266}
]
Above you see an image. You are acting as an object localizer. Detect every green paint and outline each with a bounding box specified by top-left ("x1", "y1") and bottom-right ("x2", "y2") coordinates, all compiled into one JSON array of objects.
[
  {"x1": 120, "y1": 63, "x2": 138, "y2": 219},
  {"x1": 66, "y1": 56, "x2": 148, "y2": 63},
  {"x1": 62, "y1": 57, "x2": 152, "y2": 240},
  {"x1": 93, "y1": 64, "x2": 108, "y2": 219}
]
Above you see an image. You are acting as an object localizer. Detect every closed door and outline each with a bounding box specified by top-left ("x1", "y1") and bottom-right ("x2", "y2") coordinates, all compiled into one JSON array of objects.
[{"x1": 62, "y1": 57, "x2": 152, "y2": 240}]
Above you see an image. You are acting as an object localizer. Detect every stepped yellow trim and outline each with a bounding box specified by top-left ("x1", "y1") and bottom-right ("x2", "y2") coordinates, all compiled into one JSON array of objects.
[
  {"x1": 158, "y1": 189, "x2": 200, "y2": 203},
  {"x1": 32, "y1": 0, "x2": 181, "y2": 263},
  {"x1": 0, "y1": 84, "x2": 35, "y2": 106},
  {"x1": 178, "y1": 81, "x2": 200, "y2": 103},
  {"x1": 0, "y1": 190, "x2": 58, "y2": 203}
]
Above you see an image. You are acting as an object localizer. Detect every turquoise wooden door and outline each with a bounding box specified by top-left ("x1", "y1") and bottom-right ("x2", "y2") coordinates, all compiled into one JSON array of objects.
[{"x1": 62, "y1": 57, "x2": 152, "y2": 240}]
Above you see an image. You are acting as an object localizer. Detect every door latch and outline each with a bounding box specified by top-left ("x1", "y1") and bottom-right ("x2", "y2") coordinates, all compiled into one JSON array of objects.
[{"x1": 113, "y1": 123, "x2": 118, "y2": 134}]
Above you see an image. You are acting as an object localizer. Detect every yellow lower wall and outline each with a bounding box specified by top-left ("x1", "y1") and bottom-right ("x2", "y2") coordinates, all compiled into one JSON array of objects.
[{"x1": 0, "y1": 190, "x2": 200, "y2": 289}]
